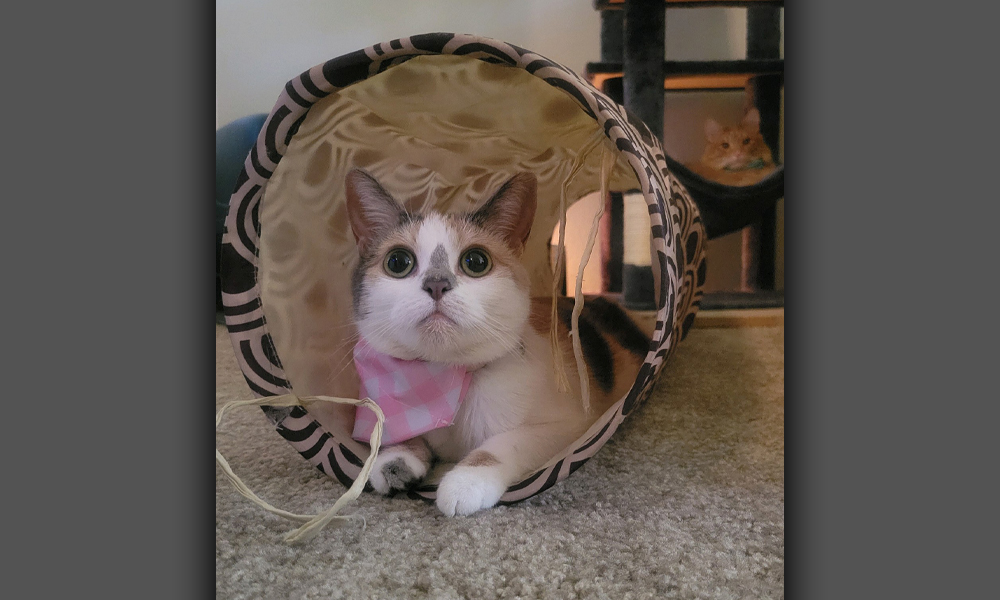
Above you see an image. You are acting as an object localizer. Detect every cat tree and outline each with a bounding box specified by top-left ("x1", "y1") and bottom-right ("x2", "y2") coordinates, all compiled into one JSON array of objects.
[{"x1": 587, "y1": 0, "x2": 785, "y2": 310}]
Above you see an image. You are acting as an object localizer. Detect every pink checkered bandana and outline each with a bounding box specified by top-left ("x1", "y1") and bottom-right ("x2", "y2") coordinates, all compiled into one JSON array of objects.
[{"x1": 352, "y1": 338, "x2": 473, "y2": 445}]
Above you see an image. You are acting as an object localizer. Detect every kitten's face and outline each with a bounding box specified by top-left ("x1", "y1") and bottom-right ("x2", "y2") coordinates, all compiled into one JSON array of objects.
[
  {"x1": 701, "y1": 109, "x2": 774, "y2": 171},
  {"x1": 345, "y1": 170, "x2": 536, "y2": 365}
]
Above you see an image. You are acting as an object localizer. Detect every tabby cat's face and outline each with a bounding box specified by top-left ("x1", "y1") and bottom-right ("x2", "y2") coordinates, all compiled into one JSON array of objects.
[
  {"x1": 700, "y1": 108, "x2": 775, "y2": 172},
  {"x1": 345, "y1": 170, "x2": 537, "y2": 365}
]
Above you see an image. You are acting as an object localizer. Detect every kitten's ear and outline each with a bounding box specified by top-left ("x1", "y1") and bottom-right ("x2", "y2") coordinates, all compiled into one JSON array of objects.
[
  {"x1": 344, "y1": 168, "x2": 404, "y2": 254},
  {"x1": 705, "y1": 119, "x2": 723, "y2": 141},
  {"x1": 471, "y1": 173, "x2": 537, "y2": 253},
  {"x1": 742, "y1": 108, "x2": 761, "y2": 130}
]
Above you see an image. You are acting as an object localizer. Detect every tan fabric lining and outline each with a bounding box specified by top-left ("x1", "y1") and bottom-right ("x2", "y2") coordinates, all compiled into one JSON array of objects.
[{"x1": 256, "y1": 54, "x2": 641, "y2": 450}]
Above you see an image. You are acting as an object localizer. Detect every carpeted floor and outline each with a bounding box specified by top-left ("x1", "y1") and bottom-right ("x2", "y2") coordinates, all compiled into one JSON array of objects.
[{"x1": 216, "y1": 321, "x2": 784, "y2": 599}]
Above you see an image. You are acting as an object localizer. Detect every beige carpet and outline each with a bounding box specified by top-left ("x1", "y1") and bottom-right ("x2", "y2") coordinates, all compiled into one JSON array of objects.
[{"x1": 216, "y1": 322, "x2": 784, "y2": 599}]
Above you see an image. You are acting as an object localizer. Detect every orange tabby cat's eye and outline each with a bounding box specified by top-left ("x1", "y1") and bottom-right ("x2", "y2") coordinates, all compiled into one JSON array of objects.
[
  {"x1": 743, "y1": 138, "x2": 751, "y2": 145},
  {"x1": 722, "y1": 142, "x2": 729, "y2": 149}
]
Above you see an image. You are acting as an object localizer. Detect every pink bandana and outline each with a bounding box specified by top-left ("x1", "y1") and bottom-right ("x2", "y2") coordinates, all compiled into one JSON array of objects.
[{"x1": 351, "y1": 338, "x2": 473, "y2": 445}]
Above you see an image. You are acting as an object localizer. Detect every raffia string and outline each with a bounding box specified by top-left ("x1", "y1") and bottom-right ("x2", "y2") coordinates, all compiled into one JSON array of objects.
[
  {"x1": 549, "y1": 130, "x2": 607, "y2": 394},
  {"x1": 215, "y1": 394, "x2": 384, "y2": 544},
  {"x1": 569, "y1": 146, "x2": 618, "y2": 415}
]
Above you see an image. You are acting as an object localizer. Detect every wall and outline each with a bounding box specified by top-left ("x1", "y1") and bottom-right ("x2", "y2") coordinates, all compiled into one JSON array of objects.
[
  {"x1": 216, "y1": 2, "x2": 756, "y2": 126},
  {"x1": 218, "y1": 0, "x2": 599, "y2": 127}
]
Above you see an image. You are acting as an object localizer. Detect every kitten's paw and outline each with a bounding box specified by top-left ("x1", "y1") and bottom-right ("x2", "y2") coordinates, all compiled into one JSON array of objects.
[
  {"x1": 435, "y1": 466, "x2": 507, "y2": 516},
  {"x1": 368, "y1": 448, "x2": 429, "y2": 495}
]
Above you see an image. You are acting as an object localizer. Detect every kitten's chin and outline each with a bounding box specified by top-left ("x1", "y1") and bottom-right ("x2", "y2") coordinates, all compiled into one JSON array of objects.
[
  {"x1": 418, "y1": 310, "x2": 458, "y2": 333},
  {"x1": 413, "y1": 313, "x2": 492, "y2": 364}
]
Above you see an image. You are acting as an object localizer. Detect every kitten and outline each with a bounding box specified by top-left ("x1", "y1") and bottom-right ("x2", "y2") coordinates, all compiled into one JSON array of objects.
[
  {"x1": 685, "y1": 108, "x2": 776, "y2": 187},
  {"x1": 344, "y1": 168, "x2": 648, "y2": 516}
]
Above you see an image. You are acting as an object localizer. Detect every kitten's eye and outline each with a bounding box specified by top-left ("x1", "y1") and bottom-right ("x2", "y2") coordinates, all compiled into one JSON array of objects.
[
  {"x1": 460, "y1": 248, "x2": 492, "y2": 277},
  {"x1": 721, "y1": 142, "x2": 730, "y2": 149},
  {"x1": 743, "y1": 138, "x2": 751, "y2": 145},
  {"x1": 383, "y1": 248, "x2": 415, "y2": 278}
]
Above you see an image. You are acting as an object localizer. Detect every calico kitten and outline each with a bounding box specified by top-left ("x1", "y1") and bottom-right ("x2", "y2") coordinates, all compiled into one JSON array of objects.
[
  {"x1": 686, "y1": 108, "x2": 776, "y2": 187},
  {"x1": 344, "y1": 168, "x2": 648, "y2": 516}
]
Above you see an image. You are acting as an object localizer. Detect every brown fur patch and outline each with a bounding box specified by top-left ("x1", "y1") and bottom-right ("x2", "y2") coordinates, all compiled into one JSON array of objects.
[
  {"x1": 462, "y1": 450, "x2": 500, "y2": 468},
  {"x1": 527, "y1": 296, "x2": 648, "y2": 417},
  {"x1": 370, "y1": 223, "x2": 422, "y2": 261},
  {"x1": 452, "y1": 218, "x2": 521, "y2": 273}
]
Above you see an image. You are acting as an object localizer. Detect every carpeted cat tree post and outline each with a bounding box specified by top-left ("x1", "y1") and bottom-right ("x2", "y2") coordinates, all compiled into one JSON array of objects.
[{"x1": 220, "y1": 33, "x2": 708, "y2": 506}]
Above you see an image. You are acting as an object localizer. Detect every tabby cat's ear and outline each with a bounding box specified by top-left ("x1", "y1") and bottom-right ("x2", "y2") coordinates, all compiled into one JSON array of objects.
[
  {"x1": 345, "y1": 168, "x2": 405, "y2": 255},
  {"x1": 742, "y1": 108, "x2": 761, "y2": 129},
  {"x1": 470, "y1": 172, "x2": 537, "y2": 254},
  {"x1": 705, "y1": 118, "x2": 723, "y2": 141}
]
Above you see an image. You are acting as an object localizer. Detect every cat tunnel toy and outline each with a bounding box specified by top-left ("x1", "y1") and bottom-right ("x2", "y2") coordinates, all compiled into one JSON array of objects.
[{"x1": 218, "y1": 33, "x2": 774, "y2": 539}]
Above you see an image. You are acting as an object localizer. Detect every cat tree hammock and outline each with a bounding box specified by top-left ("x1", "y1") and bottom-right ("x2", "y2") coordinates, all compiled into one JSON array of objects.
[
  {"x1": 663, "y1": 157, "x2": 784, "y2": 239},
  {"x1": 219, "y1": 33, "x2": 777, "y2": 510}
]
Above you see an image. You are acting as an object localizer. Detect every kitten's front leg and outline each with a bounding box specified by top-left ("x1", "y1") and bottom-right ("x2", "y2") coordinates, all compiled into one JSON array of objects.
[
  {"x1": 368, "y1": 436, "x2": 432, "y2": 494},
  {"x1": 435, "y1": 422, "x2": 584, "y2": 516}
]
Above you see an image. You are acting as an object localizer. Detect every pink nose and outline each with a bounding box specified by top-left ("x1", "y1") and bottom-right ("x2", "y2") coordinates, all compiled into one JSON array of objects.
[{"x1": 423, "y1": 279, "x2": 452, "y2": 301}]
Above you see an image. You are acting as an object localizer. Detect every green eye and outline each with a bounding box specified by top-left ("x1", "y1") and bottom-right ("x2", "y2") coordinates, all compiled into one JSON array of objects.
[
  {"x1": 460, "y1": 248, "x2": 492, "y2": 277},
  {"x1": 383, "y1": 248, "x2": 415, "y2": 277}
]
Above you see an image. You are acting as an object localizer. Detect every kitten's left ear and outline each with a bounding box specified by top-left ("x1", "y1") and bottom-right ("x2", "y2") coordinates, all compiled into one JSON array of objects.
[
  {"x1": 742, "y1": 108, "x2": 761, "y2": 129},
  {"x1": 471, "y1": 173, "x2": 537, "y2": 253},
  {"x1": 344, "y1": 168, "x2": 405, "y2": 255}
]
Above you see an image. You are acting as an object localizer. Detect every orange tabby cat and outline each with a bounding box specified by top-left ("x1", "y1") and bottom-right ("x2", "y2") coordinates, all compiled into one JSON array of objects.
[{"x1": 685, "y1": 108, "x2": 776, "y2": 187}]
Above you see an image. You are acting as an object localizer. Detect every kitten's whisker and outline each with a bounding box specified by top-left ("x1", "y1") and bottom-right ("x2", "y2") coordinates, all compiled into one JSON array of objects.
[{"x1": 321, "y1": 338, "x2": 363, "y2": 389}]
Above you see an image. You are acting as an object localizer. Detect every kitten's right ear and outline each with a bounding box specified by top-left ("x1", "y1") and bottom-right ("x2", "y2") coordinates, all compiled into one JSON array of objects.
[
  {"x1": 344, "y1": 169, "x2": 404, "y2": 254},
  {"x1": 705, "y1": 119, "x2": 722, "y2": 141}
]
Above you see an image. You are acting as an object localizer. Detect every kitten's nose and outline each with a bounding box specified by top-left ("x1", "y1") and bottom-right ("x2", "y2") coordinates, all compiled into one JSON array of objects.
[{"x1": 423, "y1": 277, "x2": 453, "y2": 301}]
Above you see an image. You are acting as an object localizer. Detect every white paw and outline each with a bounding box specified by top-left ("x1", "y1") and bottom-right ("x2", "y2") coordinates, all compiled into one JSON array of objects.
[
  {"x1": 368, "y1": 448, "x2": 429, "y2": 495},
  {"x1": 435, "y1": 465, "x2": 507, "y2": 516}
]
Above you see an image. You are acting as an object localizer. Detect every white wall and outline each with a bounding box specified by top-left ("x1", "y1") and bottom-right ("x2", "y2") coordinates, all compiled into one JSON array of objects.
[
  {"x1": 217, "y1": 2, "x2": 780, "y2": 294},
  {"x1": 216, "y1": 2, "x2": 760, "y2": 127},
  {"x1": 216, "y1": 0, "x2": 600, "y2": 127}
]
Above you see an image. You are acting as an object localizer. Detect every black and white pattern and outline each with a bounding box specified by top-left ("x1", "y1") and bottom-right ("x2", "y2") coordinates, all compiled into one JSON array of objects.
[{"x1": 220, "y1": 33, "x2": 706, "y2": 503}]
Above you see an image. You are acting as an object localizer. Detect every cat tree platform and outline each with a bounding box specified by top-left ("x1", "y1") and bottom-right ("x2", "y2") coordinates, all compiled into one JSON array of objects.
[{"x1": 586, "y1": 60, "x2": 783, "y2": 92}]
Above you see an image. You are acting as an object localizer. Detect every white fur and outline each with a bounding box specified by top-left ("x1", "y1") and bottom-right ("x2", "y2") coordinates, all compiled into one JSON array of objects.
[{"x1": 435, "y1": 465, "x2": 507, "y2": 517}]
